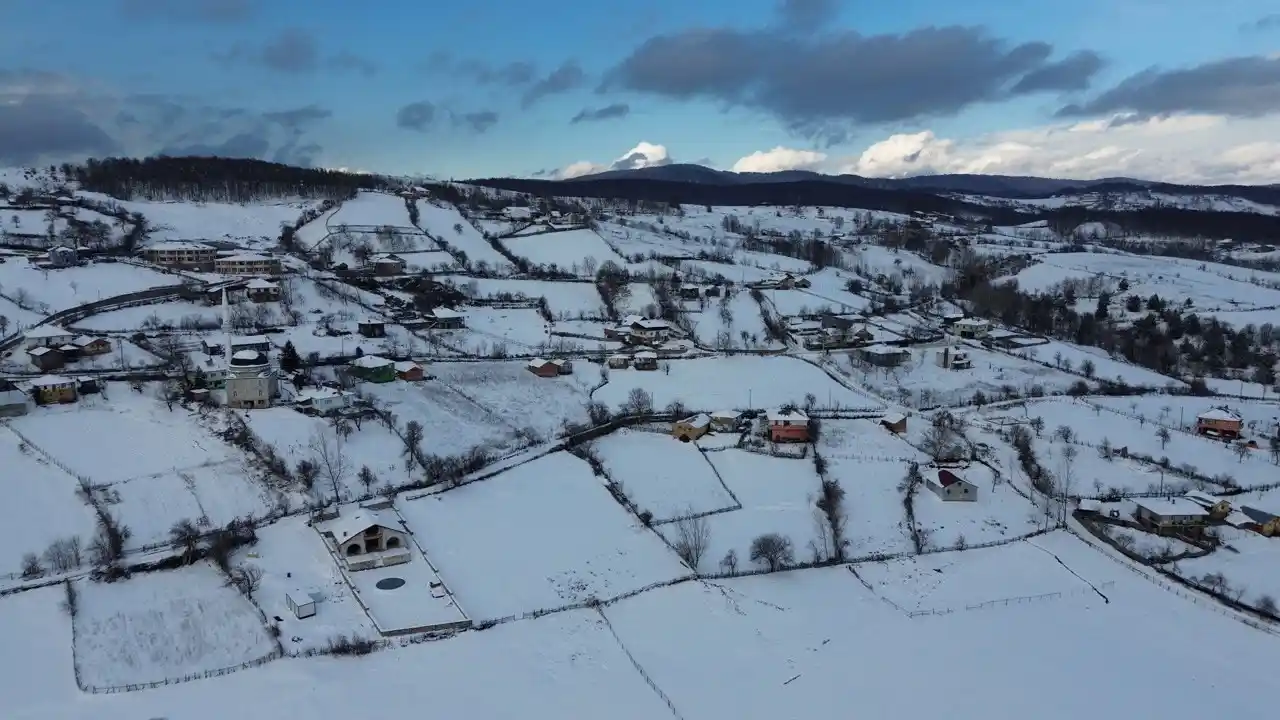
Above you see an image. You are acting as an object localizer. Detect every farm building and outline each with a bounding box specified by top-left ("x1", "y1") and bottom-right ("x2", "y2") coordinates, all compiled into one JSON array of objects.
[
  {"x1": 1183, "y1": 491, "x2": 1231, "y2": 520},
  {"x1": 550, "y1": 358, "x2": 573, "y2": 376},
  {"x1": 606, "y1": 354, "x2": 630, "y2": 369},
  {"x1": 395, "y1": 361, "x2": 425, "y2": 381},
  {"x1": 0, "y1": 379, "x2": 28, "y2": 417},
  {"x1": 71, "y1": 336, "x2": 111, "y2": 356},
  {"x1": 1132, "y1": 498, "x2": 1210, "y2": 533},
  {"x1": 952, "y1": 317, "x2": 991, "y2": 339},
  {"x1": 927, "y1": 469, "x2": 977, "y2": 502},
  {"x1": 358, "y1": 319, "x2": 386, "y2": 338},
  {"x1": 672, "y1": 414, "x2": 712, "y2": 442},
  {"x1": 633, "y1": 351, "x2": 658, "y2": 370},
  {"x1": 373, "y1": 254, "x2": 407, "y2": 276},
  {"x1": 296, "y1": 387, "x2": 353, "y2": 414},
  {"x1": 1239, "y1": 506, "x2": 1280, "y2": 537},
  {"x1": 527, "y1": 358, "x2": 559, "y2": 378},
  {"x1": 767, "y1": 408, "x2": 809, "y2": 443},
  {"x1": 27, "y1": 346, "x2": 64, "y2": 372},
  {"x1": 31, "y1": 375, "x2": 77, "y2": 404},
  {"x1": 246, "y1": 278, "x2": 280, "y2": 302},
  {"x1": 349, "y1": 355, "x2": 396, "y2": 383},
  {"x1": 1195, "y1": 408, "x2": 1243, "y2": 439},
  {"x1": 860, "y1": 344, "x2": 910, "y2": 367},
  {"x1": 710, "y1": 410, "x2": 743, "y2": 432},
  {"x1": 318, "y1": 509, "x2": 412, "y2": 572},
  {"x1": 880, "y1": 412, "x2": 907, "y2": 434},
  {"x1": 286, "y1": 590, "x2": 317, "y2": 620},
  {"x1": 22, "y1": 324, "x2": 74, "y2": 350},
  {"x1": 936, "y1": 346, "x2": 971, "y2": 370},
  {"x1": 428, "y1": 307, "x2": 466, "y2": 330}
]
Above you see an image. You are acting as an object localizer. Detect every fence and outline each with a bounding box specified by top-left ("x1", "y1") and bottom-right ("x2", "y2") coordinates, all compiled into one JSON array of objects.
[
  {"x1": 78, "y1": 649, "x2": 283, "y2": 694},
  {"x1": 595, "y1": 608, "x2": 686, "y2": 720}
]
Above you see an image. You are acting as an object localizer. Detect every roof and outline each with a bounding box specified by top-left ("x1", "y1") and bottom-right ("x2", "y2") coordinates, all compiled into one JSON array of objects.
[
  {"x1": 678, "y1": 413, "x2": 712, "y2": 429},
  {"x1": 232, "y1": 335, "x2": 268, "y2": 345},
  {"x1": 711, "y1": 410, "x2": 742, "y2": 419},
  {"x1": 1133, "y1": 497, "x2": 1210, "y2": 517},
  {"x1": 50, "y1": 245, "x2": 75, "y2": 253},
  {"x1": 863, "y1": 344, "x2": 906, "y2": 355},
  {"x1": 148, "y1": 241, "x2": 213, "y2": 251},
  {"x1": 1225, "y1": 510, "x2": 1257, "y2": 528},
  {"x1": 374, "y1": 254, "x2": 406, "y2": 264},
  {"x1": 1241, "y1": 505, "x2": 1279, "y2": 523},
  {"x1": 359, "y1": 318, "x2": 385, "y2": 325},
  {"x1": 394, "y1": 360, "x2": 422, "y2": 372},
  {"x1": 298, "y1": 387, "x2": 350, "y2": 402},
  {"x1": 621, "y1": 314, "x2": 644, "y2": 326},
  {"x1": 319, "y1": 509, "x2": 402, "y2": 545},
  {"x1": 767, "y1": 408, "x2": 808, "y2": 423},
  {"x1": 881, "y1": 412, "x2": 906, "y2": 425},
  {"x1": 608, "y1": 353, "x2": 630, "y2": 361},
  {"x1": 634, "y1": 351, "x2": 658, "y2": 360},
  {"x1": 527, "y1": 357, "x2": 553, "y2": 368},
  {"x1": 246, "y1": 278, "x2": 277, "y2": 289},
  {"x1": 217, "y1": 253, "x2": 273, "y2": 263},
  {"x1": 27, "y1": 346, "x2": 57, "y2": 356},
  {"x1": 432, "y1": 307, "x2": 464, "y2": 318},
  {"x1": 231, "y1": 349, "x2": 263, "y2": 362},
  {"x1": 71, "y1": 335, "x2": 101, "y2": 347},
  {"x1": 1197, "y1": 407, "x2": 1242, "y2": 423},
  {"x1": 937, "y1": 469, "x2": 971, "y2": 487},
  {"x1": 351, "y1": 355, "x2": 393, "y2": 368},
  {"x1": 24, "y1": 325, "x2": 72, "y2": 338},
  {"x1": 30, "y1": 375, "x2": 74, "y2": 387},
  {"x1": 954, "y1": 317, "x2": 990, "y2": 327},
  {"x1": 1183, "y1": 490, "x2": 1226, "y2": 509}
]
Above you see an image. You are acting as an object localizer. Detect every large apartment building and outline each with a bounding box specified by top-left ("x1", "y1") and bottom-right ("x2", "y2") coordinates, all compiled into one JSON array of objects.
[
  {"x1": 143, "y1": 242, "x2": 217, "y2": 270},
  {"x1": 214, "y1": 253, "x2": 282, "y2": 276}
]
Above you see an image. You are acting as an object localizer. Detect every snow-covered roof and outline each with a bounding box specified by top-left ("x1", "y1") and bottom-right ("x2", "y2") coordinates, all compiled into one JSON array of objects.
[
  {"x1": 50, "y1": 245, "x2": 74, "y2": 253},
  {"x1": 632, "y1": 318, "x2": 669, "y2": 330},
  {"x1": 57, "y1": 344, "x2": 79, "y2": 351},
  {"x1": 863, "y1": 344, "x2": 906, "y2": 355},
  {"x1": 394, "y1": 360, "x2": 422, "y2": 372},
  {"x1": 767, "y1": 408, "x2": 808, "y2": 423},
  {"x1": 1183, "y1": 490, "x2": 1225, "y2": 508},
  {"x1": 149, "y1": 241, "x2": 213, "y2": 251},
  {"x1": 0, "y1": 389, "x2": 25, "y2": 406},
  {"x1": 217, "y1": 252, "x2": 272, "y2": 262},
  {"x1": 71, "y1": 335, "x2": 100, "y2": 347},
  {"x1": 30, "y1": 375, "x2": 74, "y2": 387},
  {"x1": 27, "y1": 346, "x2": 56, "y2": 356},
  {"x1": 373, "y1": 254, "x2": 406, "y2": 264},
  {"x1": 24, "y1": 325, "x2": 71, "y2": 338},
  {"x1": 527, "y1": 357, "x2": 552, "y2": 368},
  {"x1": 953, "y1": 317, "x2": 990, "y2": 328},
  {"x1": 1133, "y1": 497, "x2": 1209, "y2": 518},
  {"x1": 231, "y1": 349, "x2": 263, "y2": 362},
  {"x1": 432, "y1": 307, "x2": 464, "y2": 319},
  {"x1": 711, "y1": 410, "x2": 742, "y2": 419},
  {"x1": 678, "y1": 413, "x2": 712, "y2": 429},
  {"x1": 246, "y1": 278, "x2": 277, "y2": 289},
  {"x1": 1197, "y1": 407, "x2": 1242, "y2": 423},
  {"x1": 232, "y1": 335, "x2": 268, "y2": 345},
  {"x1": 319, "y1": 509, "x2": 402, "y2": 545},
  {"x1": 1225, "y1": 510, "x2": 1256, "y2": 528},
  {"x1": 634, "y1": 351, "x2": 658, "y2": 360},
  {"x1": 550, "y1": 358, "x2": 568, "y2": 367},
  {"x1": 351, "y1": 355, "x2": 393, "y2": 368},
  {"x1": 881, "y1": 412, "x2": 906, "y2": 425},
  {"x1": 621, "y1": 314, "x2": 644, "y2": 326},
  {"x1": 608, "y1": 353, "x2": 630, "y2": 361}
]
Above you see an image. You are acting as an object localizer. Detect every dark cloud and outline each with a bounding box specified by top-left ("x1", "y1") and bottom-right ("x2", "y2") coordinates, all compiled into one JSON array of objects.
[
  {"x1": 0, "y1": 97, "x2": 118, "y2": 166},
  {"x1": 396, "y1": 101, "x2": 437, "y2": 132},
  {"x1": 777, "y1": 0, "x2": 838, "y2": 31},
  {"x1": 454, "y1": 110, "x2": 499, "y2": 134},
  {"x1": 263, "y1": 104, "x2": 332, "y2": 131},
  {"x1": 522, "y1": 61, "x2": 586, "y2": 108},
  {"x1": 1245, "y1": 14, "x2": 1280, "y2": 31},
  {"x1": 531, "y1": 168, "x2": 550, "y2": 177},
  {"x1": 603, "y1": 23, "x2": 1103, "y2": 142},
  {"x1": 570, "y1": 103, "x2": 630, "y2": 124},
  {"x1": 118, "y1": 0, "x2": 253, "y2": 23},
  {"x1": 216, "y1": 29, "x2": 373, "y2": 77},
  {"x1": 1057, "y1": 55, "x2": 1280, "y2": 118},
  {"x1": 328, "y1": 51, "x2": 378, "y2": 78},
  {"x1": 159, "y1": 132, "x2": 269, "y2": 160},
  {"x1": 420, "y1": 53, "x2": 536, "y2": 85},
  {"x1": 1011, "y1": 51, "x2": 1105, "y2": 93}
]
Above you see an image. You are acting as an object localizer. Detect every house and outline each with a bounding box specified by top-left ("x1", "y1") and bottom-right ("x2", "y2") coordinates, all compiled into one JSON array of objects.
[
  {"x1": 319, "y1": 509, "x2": 412, "y2": 572},
  {"x1": 296, "y1": 387, "x2": 353, "y2": 414},
  {"x1": 246, "y1": 278, "x2": 280, "y2": 303},
  {"x1": 628, "y1": 318, "x2": 671, "y2": 344},
  {"x1": 880, "y1": 412, "x2": 907, "y2": 434},
  {"x1": 927, "y1": 469, "x2": 978, "y2": 502},
  {"x1": 1195, "y1": 407, "x2": 1244, "y2": 439},
  {"x1": 357, "y1": 319, "x2": 386, "y2": 338},
  {"x1": 1132, "y1": 497, "x2": 1210, "y2": 533},
  {"x1": 48, "y1": 245, "x2": 78, "y2": 267},
  {"x1": 56, "y1": 343, "x2": 81, "y2": 362},
  {"x1": 633, "y1": 351, "x2": 659, "y2": 370},
  {"x1": 203, "y1": 280, "x2": 247, "y2": 305},
  {"x1": 550, "y1": 358, "x2": 573, "y2": 375},
  {"x1": 710, "y1": 410, "x2": 743, "y2": 432},
  {"x1": 143, "y1": 242, "x2": 216, "y2": 270},
  {"x1": 31, "y1": 375, "x2": 77, "y2": 404},
  {"x1": 1240, "y1": 506, "x2": 1280, "y2": 537},
  {"x1": 1183, "y1": 490, "x2": 1231, "y2": 520},
  {"x1": 373, "y1": 254, "x2": 407, "y2": 276},
  {"x1": 502, "y1": 206, "x2": 533, "y2": 220},
  {"x1": 23, "y1": 324, "x2": 74, "y2": 350},
  {"x1": 767, "y1": 408, "x2": 809, "y2": 443},
  {"x1": 429, "y1": 307, "x2": 466, "y2": 329},
  {"x1": 27, "y1": 346, "x2": 64, "y2": 372},
  {"x1": 185, "y1": 351, "x2": 229, "y2": 388},
  {"x1": 606, "y1": 354, "x2": 630, "y2": 369},
  {"x1": 349, "y1": 355, "x2": 396, "y2": 383},
  {"x1": 230, "y1": 336, "x2": 272, "y2": 354},
  {"x1": 395, "y1": 360, "x2": 425, "y2": 381},
  {"x1": 0, "y1": 379, "x2": 28, "y2": 417},
  {"x1": 215, "y1": 252, "x2": 281, "y2": 275},
  {"x1": 527, "y1": 358, "x2": 559, "y2": 378},
  {"x1": 286, "y1": 590, "x2": 317, "y2": 620},
  {"x1": 76, "y1": 377, "x2": 100, "y2": 395},
  {"x1": 821, "y1": 314, "x2": 858, "y2": 334},
  {"x1": 679, "y1": 286, "x2": 702, "y2": 301},
  {"x1": 936, "y1": 346, "x2": 971, "y2": 370},
  {"x1": 672, "y1": 414, "x2": 711, "y2": 442},
  {"x1": 860, "y1": 344, "x2": 910, "y2": 367},
  {"x1": 71, "y1": 336, "x2": 111, "y2": 356},
  {"x1": 952, "y1": 317, "x2": 991, "y2": 339}
]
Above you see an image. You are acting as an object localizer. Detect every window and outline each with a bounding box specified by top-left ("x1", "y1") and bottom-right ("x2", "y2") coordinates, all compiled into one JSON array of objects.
[{"x1": 346, "y1": 543, "x2": 363, "y2": 556}]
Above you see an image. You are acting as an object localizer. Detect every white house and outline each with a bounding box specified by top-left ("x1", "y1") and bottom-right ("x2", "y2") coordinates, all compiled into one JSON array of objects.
[
  {"x1": 319, "y1": 509, "x2": 413, "y2": 572},
  {"x1": 628, "y1": 317, "x2": 671, "y2": 344},
  {"x1": 296, "y1": 387, "x2": 352, "y2": 414},
  {"x1": 23, "y1": 325, "x2": 74, "y2": 350},
  {"x1": 286, "y1": 589, "x2": 317, "y2": 619},
  {"x1": 927, "y1": 469, "x2": 978, "y2": 502},
  {"x1": 952, "y1": 317, "x2": 991, "y2": 339}
]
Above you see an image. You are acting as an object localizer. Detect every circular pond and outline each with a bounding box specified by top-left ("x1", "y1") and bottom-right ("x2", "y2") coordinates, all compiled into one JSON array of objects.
[{"x1": 375, "y1": 577, "x2": 406, "y2": 590}]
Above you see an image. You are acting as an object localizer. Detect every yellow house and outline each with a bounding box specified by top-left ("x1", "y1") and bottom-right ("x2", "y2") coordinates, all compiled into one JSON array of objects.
[
  {"x1": 672, "y1": 413, "x2": 711, "y2": 442},
  {"x1": 1241, "y1": 506, "x2": 1280, "y2": 537},
  {"x1": 1184, "y1": 491, "x2": 1231, "y2": 521},
  {"x1": 31, "y1": 375, "x2": 77, "y2": 404}
]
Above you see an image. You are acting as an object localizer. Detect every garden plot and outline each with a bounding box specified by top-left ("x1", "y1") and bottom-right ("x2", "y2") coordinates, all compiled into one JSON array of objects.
[
  {"x1": 107, "y1": 460, "x2": 274, "y2": 549},
  {"x1": 845, "y1": 343, "x2": 1087, "y2": 407},
  {"x1": 500, "y1": 228, "x2": 627, "y2": 275},
  {"x1": 443, "y1": 307, "x2": 551, "y2": 354},
  {"x1": 801, "y1": 267, "x2": 875, "y2": 311},
  {"x1": 1007, "y1": 338, "x2": 1185, "y2": 389},
  {"x1": 616, "y1": 282, "x2": 658, "y2": 315},
  {"x1": 398, "y1": 452, "x2": 687, "y2": 620},
  {"x1": 1176, "y1": 529, "x2": 1280, "y2": 612},
  {"x1": 416, "y1": 201, "x2": 513, "y2": 270},
  {"x1": 0, "y1": 259, "x2": 183, "y2": 313},
  {"x1": 79, "y1": 192, "x2": 316, "y2": 245},
  {"x1": 10, "y1": 387, "x2": 235, "y2": 485},
  {"x1": 239, "y1": 515, "x2": 377, "y2": 654},
  {"x1": 73, "y1": 563, "x2": 276, "y2": 689},
  {"x1": 458, "y1": 277, "x2": 605, "y2": 317},
  {"x1": 593, "y1": 429, "x2": 739, "y2": 522},
  {"x1": 595, "y1": 355, "x2": 878, "y2": 412},
  {"x1": 679, "y1": 259, "x2": 776, "y2": 283},
  {"x1": 0, "y1": 585, "x2": 79, "y2": 709},
  {"x1": 358, "y1": 380, "x2": 519, "y2": 460},
  {"x1": 328, "y1": 191, "x2": 413, "y2": 228},
  {"x1": 1088, "y1": 396, "x2": 1280, "y2": 438},
  {"x1": 0, "y1": 430, "x2": 97, "y2": 575},
  {"x1": 911, "y1": 463, "x2": 1041, "y2": 549},
  {"x1": 684, "y1": 290, "x2": 784, "y2": 350},
  {"x1": 428, "y1": 360, "x2": 593, "y2": 440}
]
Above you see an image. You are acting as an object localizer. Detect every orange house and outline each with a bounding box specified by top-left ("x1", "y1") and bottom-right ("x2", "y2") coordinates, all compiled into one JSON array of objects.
[
  {"x1": 768, "y1": 408, "x2": 810, "y2": 443},
  {"x1": 527, "y1": 358, "x2": 559, "y2": 378},
  {"x1": 1196, "y1": 407, "x2": 1243, "y2": 439}
]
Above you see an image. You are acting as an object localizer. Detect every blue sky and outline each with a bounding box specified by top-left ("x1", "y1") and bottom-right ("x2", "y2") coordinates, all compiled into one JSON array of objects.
[{"x1": 1, "y1": 0, "x2": 1278, "y2": 181}]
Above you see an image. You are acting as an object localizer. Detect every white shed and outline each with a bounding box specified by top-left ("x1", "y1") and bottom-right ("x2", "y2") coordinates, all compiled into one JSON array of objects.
[{"x1": 287, "y1": 589, "x2": 317, "y2": 619}]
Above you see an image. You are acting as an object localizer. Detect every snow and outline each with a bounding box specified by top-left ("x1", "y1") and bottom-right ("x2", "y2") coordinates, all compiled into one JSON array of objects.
[
  {"x1": 327, "y1": 191, "x2": 413, "y2": 228},
  {"x1": 0, "y1": 585, "x2": 79, "y2": 708},
  {"x1": 427, "y1": 361, "x2": 593, "y2": 440},
  {"x1": 685, "y1": 289, "x2": 784, "y2": 350},
  {"x1": 415, "y1": 200, "x2": 513, "y2": 270},
  {"x1": 343, "y1": 545, "x2": 468, "y2": 633},
  {"x1": 1178, "y1": 528, "x2": 1280, "y2": 611},
  {"x1": 77, "y1": 192, "x2": 315, "y2": 246},
  {"x1": 592, "y1": 429, "x2": 739, "y2": 522},
  {"x1": 107, "y1": 460, "x2": 273, "y2": 549},
  {"x1": 0, "y1": 429, "x2": 97, "y2": 575},
  {"x1": 0, "y1": 258, "x2": 183, "y2": 313},
  {"x1": 1088, "y1": 396, "x2": 1280, "y2": 439},
  {"x1": 73, "y1": 562, "x2": 277, "y2": 688},
  {"x1": 500, "y1": 228, "x2": 627, "y2": 274},
  {"x1": 1008, "y1": 338, "x2": 1186, "y2": 389},
  {"x1": 397, "y1": 452, "x2": 687, "y2": 620},
  {"x1": 456, "y1": 277, "x2": 606, "y2": 317}
]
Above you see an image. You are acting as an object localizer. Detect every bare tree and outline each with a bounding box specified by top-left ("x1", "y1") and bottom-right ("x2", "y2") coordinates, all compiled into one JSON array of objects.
[
  {"x1": 1029, "y1": 416, "x2": 1045, "y2": 437},
  {"x1": 1054, "y1": 425, "x2": 1074, "y2": 444},
  {"x1": 358, "y1": 465, "x2": 377, "y2": 494},
  {"x1": 42, "y1": 537, "x2": 82, "y2": 573},
  {"x1": 295, "y1": 459, "x2": 320, "y2": 491},
  {"x1": 1157, "y1": 427, "x2": 1171, "y2": 450},
  {"x1": 310, "y1": 428, "x2": 348, "y2": 505},
  {"x1": 402, "y1": 420, "x2": 424, "y2": 478},
  {"x1": 168, "y1": 519, "x2": 202, "y2": 564},
  {"x1": 623, "y1": 387, "x2": 653, "y2": 415},
  {"x1": 1234, "y1": 442, "x2": 1250, "y2": 463},
  {"x1": 720, "y1": 548, "x2": 738, "y2": 574},
  {"x1": 21, "y1": 553, "x2": 43, "y2": 579},
  {"x1": 1257, "y1": 594, "x2": 1278, "y2": 616},
  {"x1": 227, "y1": 564, "x2": 264, "y2": 599},
  {"x1": 749, "y1": 533, "x2": 794, "y2": 572},
  {"x1": 672, "y1": 511, "x2": 711, "y2": 571}
]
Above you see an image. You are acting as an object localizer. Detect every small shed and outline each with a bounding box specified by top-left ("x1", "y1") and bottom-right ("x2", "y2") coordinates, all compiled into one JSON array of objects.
[
  {"x1": 880, "y1": 412, "x2": 907, "y2": 434},
  {"x1": 358, "y1": 319, "x2": 386, "y2": 338},
  {"x1": 28, "y1": 346, "x2": 65, "y2": 372},
  {"x1": 395, "y1": 360, "x2": 425, "y2": 381},
  {"x1": 349, "y1": 355, "x2": 396, "y2": 383},
  {"x1": 550, "y1": 358, "x2": 573, "y2": 375},
  {"x1": 607, "y1": 354, "x2": 630, "y2": 369},
  {"x1": 527, "y1": 358, "x2": 559, "y2": 378},
  {"x1": 634, "y1": 351, "x2": 658, "y2": 371},
  {"x1": 430, "y1": 307, "x2": 466, "y2": 330},
  {"x1": 672, "y1": 414, "x2": 711, "y2": 442},
  {"x1": 287, "y1": 590, "x2": 317, "y2": 619},
  {"x1": 710, "y1": 410, "x2": 743, "y2": 432}
]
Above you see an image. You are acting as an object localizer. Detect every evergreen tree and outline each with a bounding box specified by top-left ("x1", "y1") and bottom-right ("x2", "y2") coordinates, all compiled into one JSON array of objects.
[{"x1": 280, "y1": 341, "x2": 302, "y2": 373}]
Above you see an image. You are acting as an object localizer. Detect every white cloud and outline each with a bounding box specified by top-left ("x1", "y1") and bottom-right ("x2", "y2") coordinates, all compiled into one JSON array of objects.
[
  {"x1": 731, "y1": 146, "x2": 828, "y2": 173},
  {"x1": 836, "y1": 114, "x2": 1280, "y2": 184},
  {"x1": 557, "y1": 160, "x2": 605, "y2": 179},
  {"x1": 551, "y1": 141, "x2": 673, "y2": 179}
]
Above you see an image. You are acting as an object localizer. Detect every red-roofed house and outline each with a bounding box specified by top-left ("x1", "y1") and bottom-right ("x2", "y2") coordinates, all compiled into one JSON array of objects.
[{"x1": 927, "y1": 469, "x2": 978, "y2": 502}]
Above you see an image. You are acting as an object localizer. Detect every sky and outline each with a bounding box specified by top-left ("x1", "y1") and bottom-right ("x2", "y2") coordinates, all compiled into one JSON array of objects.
[{"x1": 2, "y1": 0, "x2": 1279, "y2": 184}]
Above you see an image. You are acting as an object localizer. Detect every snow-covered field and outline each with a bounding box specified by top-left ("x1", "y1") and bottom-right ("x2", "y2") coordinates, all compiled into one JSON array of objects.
[
  {"x1": 77, "y1": 192, "x2": 314, "y2": 246},
  {"x1": 398, "y1": 452, "x2": 687, "y2": 620},
  {"x1": 592, "y1": 429, "x2": 739, "y2": 522},
  {"x1": 358, "y1": 378, "x2": 526, "y2": 461},
  {"x1": 595, "y1": 355, "x2": 879, "y2": 412},
  {"x1": 0, "y1": 585, "x2": 80, "y2": 708},
  {"x1": 684, "y1": 290, "x2": 783, "y2": 350},
  {"x1": 1176, "y1": 529, "x2": 1280, "y2": 611},
  {"x1": 500, "y1": 228, "x2": 627, "y2": 274},
  {"x1": 428, "y1": 360, "x2": 593, "y2": 440},
  {"x1": 415, "y1": 201, "x2": 513, "y2": 271},
  {"x1": 1088, "y1": 395, "x2": 1280, "y2": 438},
  {"x1": 0, "y1": 428, "x2": 97, "y2": 575},
  {"x1": 0, "y1": 259, "x2": 182, "y2": 313},
  {"x1": 73, "y1": 562, "x2": 277, "y2": 688},
  {"x1": 328, "y1": 191, "x2": 412, "y2": 228},
  {"x1": 455, "y1": 277, "x2": 605, "y2": 317},
  {"x1": 1007, "y1": 338, "x2": 1185, "y2": 389}
]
